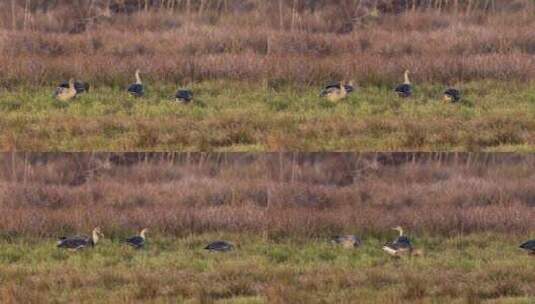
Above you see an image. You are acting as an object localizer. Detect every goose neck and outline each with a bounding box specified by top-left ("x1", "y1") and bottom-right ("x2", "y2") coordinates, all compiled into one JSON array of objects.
[{"x1": 92, "y1": 230, "x2": 100, "y2": 244}]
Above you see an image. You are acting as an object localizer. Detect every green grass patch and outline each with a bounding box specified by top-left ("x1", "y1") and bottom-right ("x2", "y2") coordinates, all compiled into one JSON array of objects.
[
  {"x1": 1, "y1": 81, "x2": 535, "y2": 151},
  {"x1": 0, "y1": 233, "x2": 533, "y2": 303}
]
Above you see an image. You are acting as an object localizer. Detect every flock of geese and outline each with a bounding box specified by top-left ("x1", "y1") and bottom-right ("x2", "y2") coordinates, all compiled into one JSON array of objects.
[
  {"x1": 330, "y1": 226, "x2": 423, "y2": 257},
  {"x1": 53, "y1": 69, "x2": 461, "y2": 104},
  {"x1": 57, "y1": 226, "x2": 535, "y2": 257},
  {"x1": 319, "y1": 70, "x2": 461, "y2": 103},
  {"x1": 57, "y1": 227, "x2": 234, "y2": 252},
  {"x1": 51, "y1": 70, "x2": 530, "y2": 258},
  {"x1": 53, "y1": 69, "x2": 194, "y2": 103}
]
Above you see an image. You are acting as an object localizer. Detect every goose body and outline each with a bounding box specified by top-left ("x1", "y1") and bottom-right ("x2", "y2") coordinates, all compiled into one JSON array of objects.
[
  {"x1": 322, "y1": 81, "x2": 355, "y2": 94},
  {"x1": 204, "y1": 240, "x2": 234, "y2": 252},
  {"x1": 395, "y1": 70, "x2": 412, "y2": 98},
  {"x1": 443, "y1": 88, "x2": 461, "y2": 103},
  {"x1": 383, "y1": 226, "x2": 412, "y2": 257},
  {"x1": 175, "y1": 89, "x2": 193, "y2": 103},
  {"x1": 520, "y1": 240, "x2": 535, "y2": 254},
  {"x1": 125, "y1": 228, "x2": 148, "y2": 249},
  {"x1": 54, "y1": 79, "x2": 78, "y2": 101},
  {"x1": 331, "y1": 235, "x2": 362, "y2": 249},
  {"x1": 57, "y1": 227, "x2": 103, "y2": 251},
  {"x1": 128, "y1": 69, "x2": 144, "y2": 97},
  {"x1": 320, "y1": 81, "x2": 353, "y2": 102},
  {"x1": 58, "y1": 80, "x2": 90, "y2": 95}
]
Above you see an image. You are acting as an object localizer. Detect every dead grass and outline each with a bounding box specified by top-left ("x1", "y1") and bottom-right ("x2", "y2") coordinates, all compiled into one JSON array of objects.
[
  {"x1": 0, "y1": 153, "x2": 534, "y2": 238},
  {"x1": 0, "y1": 2, "x2": 534, "y2": 87}
]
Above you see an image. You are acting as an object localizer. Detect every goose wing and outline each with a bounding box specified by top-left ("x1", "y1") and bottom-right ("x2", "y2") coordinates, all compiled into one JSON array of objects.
[
  {"x1": 53, "y1": 86, "x2": 66, "y2": 97},
  {"x1": 387, "y1": 236, "x2": 412, "y2": 251},
  {"x1": 343, "y1": 84, "x2": 355, "y2": 93},
  {"x1": 383, "y1": 236, "x2": 412, "y2": 255},
  {"x1": 393, "y1": 236, "x2": 412, "y2": 248},
  {"x1": 331, "y1": 235, "x2": 345, "y2": 244},
  {"x1": 79, "y1": 82, "x2": 90, "y2": 93},
  {"x1": 331, "y1": 235, "x2": 361, "y2": 247},
  {"x1": 204, "y1": 240, "x2": 234, "y2": 252},
  {"x1": 320, "y1": 84, "x2": 342, "y2": 97},
  {"x1": 59, "y1": 81, "x2": 89, "y2": 94},
  {"x1": 444, "y1": 88, "x2": 460, "y2": 102},
  {"x1": 520, "y1": 240, "x2": 535, "y2": 252},
  {"x1": 128, "y1": 84, "x2": 144, "y2": 97},
  {"x1": 175, "y1": 90, "x2": 193, "y2": 103},
  {"x1": 395, "y1": 84, "x2": 412, "y2": 97},
  {"x1": 125, "y1": 236, "x2": 144, "y2": 248},
  {"x1": 57, "y1": 236, "x2": 90, "y2": 250}
]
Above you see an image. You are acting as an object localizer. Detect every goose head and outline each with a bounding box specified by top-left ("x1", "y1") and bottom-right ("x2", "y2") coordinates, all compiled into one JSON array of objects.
[
  {"x1": 135, "y1": 69, "x2": 142, "y2": 84},
  {"x1": 140, "y1": 228, "x2": 149, "y2": 239},
  {"x1": 392, "y1": 226, "x2": 404, "y2": 236},
  {"x1": 403, "y1": 70, "x2": 411, "y2": 84},
  {"x1": 92, "y1": 227, "x2": 104, "y2": 243}
]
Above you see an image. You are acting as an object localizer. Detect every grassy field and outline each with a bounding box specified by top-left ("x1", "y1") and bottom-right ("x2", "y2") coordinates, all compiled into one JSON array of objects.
[
  {"x1": 0, "y1": 153, "x2": 534, "y2": 302},
  {"x1": 1, "y1": 233, "x2": 534, "y2": 303},
  {"x1": 1, "y1": 2, "x2": 535, "y2": 151},
  {"x1": 2, "y1": 81, "x2": 535, "y2": 151}
]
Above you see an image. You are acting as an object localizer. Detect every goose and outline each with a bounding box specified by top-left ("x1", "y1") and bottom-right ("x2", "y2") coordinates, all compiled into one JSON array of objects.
[
  {"x1": 519, "y1": 239, "x2": 535, "y2": 255},
  {"x1": 394, "y1": 70, "x2": 412, "y2": 98},
  {"x1": 54, "y1": 78, "x2": 78, "y2": 101},
  {"x1": 383, "y1": 226, "x2": 412, "y2": 257},
  {"x1": 58, "y1": 80, "x2": 90, "y2": 95},
  {"x1": 124, "y1": 228, "x2": 148, "y2": 249},
  {"x1": 331, "y1": 235, "x2": 362, "y2": 249},
  {"x1": 443, "y1": 88, "x2": 461, "y2": 103},
  {"x1": 175, "y1": 89, "x2": 194, "y2": 103},
  {"x1": 127, "y1": 69, "x2": 144, "y2": 97},
  {"x1": 57, "y1": 227, "x2": 103, "y2": 251},
  {"x1": 320, "y1": 81, "x2": 353, "y2": 102},
  {"x1": 204, "y1": 240, "x2": 234, "y2": 252}
]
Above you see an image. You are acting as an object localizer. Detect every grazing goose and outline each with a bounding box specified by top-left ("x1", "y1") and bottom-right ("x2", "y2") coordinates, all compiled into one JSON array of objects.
[
  {"x1": 57, "y1": 227, "x2": 103, "y2": 251},
  {"x1": 204, "y1": 240, "x2": 234, "y2": 252},
  {"x1": 320, "y1": 81, "x2": 353, "y2": 102},
  {"x1": 127, "y1": 69, "x2": 144, "y2": 97},
  {"x1": 383, "y1": 226, "x2": 412, "y2": 257},
  {"x1": 394, "y1": 70, "x2": 412, "y2": 98},
  {"x1": 54, "y1": 78, "x2": 77, "y2": 101},
  {"x1": 175, "y1": 89, "x2": 194, "y2": 103},
  {"x1": 125, "y1": 228, "x2": 148, "y2": 249},
  {"x1": 519, "y1": 239, "x2": 535, "y2": 255},
  {"x1": 331, "y1": 235, "x2": 362, "y2": 249},
  {"x1": 443, "y1": 88, "x2": 461, "y2": 103},
  {"x1": 59, "y1": 80, "x2": 90, "y2": 95}
]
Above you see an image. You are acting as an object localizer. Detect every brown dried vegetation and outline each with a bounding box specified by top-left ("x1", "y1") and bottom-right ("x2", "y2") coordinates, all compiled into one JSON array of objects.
[
  {"x1": 0, "y1": 152, "x2": 534, "y2": 237},
  {"x1": 0, "y1": 1, "x2": 535, "y2": 86}
]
